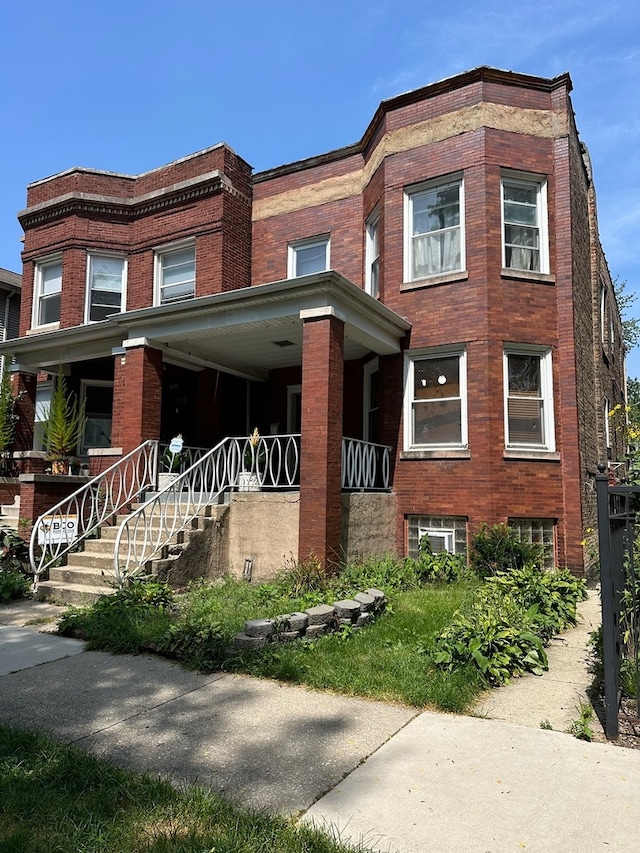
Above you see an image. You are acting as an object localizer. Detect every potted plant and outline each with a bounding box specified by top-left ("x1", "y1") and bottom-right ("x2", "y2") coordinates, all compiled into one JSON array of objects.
[
  {"x1": 43, "y1": 371, "x2": 87, "y2": 475},
  {"x1": 158, "y1": 435, "x2": 184, "y2": 490},
  {"x1": 239, "y1": 427, "x2": 264, "y2": 491}
]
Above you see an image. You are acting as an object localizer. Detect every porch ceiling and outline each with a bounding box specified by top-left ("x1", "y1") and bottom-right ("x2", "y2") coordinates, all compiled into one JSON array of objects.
[{"x1": 4, "y1": 272, "x2": 411, "y2": 381}]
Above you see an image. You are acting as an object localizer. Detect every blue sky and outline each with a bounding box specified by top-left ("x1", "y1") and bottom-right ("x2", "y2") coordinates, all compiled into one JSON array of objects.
[{"x1": 1, "y1": 0, "x2": 638, "y2": 369}]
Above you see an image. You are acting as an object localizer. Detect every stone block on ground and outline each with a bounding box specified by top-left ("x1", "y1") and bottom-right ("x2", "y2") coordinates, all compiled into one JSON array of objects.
[
  {"x1": 305, "y1": 604, "x2": 335, "y2": 626},
  {"x1": 365, "y1": 588, "x2": 386, "y2": 611},
  {"x1": 243, "y1": 618, "x2": 275, "y2": 638},
  {"x1": 305, "y1": 624, "x2": 329, "y2": 638},
  {"x1": 356, "y1": 612, "x2": 372, "y2": 627},
  {"x1": 333, "y1": 599, "x2": 362, "y2": 621},
  {"x1": 354, "y1": 591, "x2": 375, "y2": 611},
  {"x1": 234, "y1": 633, "x2": 269, "y2": 650}
]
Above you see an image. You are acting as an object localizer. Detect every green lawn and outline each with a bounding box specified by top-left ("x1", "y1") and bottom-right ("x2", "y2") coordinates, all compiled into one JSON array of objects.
[{"x1": 0, "y1": 725, "x2": 363, "y2": 853}]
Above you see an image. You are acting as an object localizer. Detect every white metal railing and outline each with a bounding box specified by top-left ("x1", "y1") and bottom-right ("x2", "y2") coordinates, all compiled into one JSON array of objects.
[
  {"x1": 113, "y1": 434, "x2": 301, "y2": 584},
  {"x1": 158, "y1": 442, "x2": 211, "y2": 473},
  {"x1": 29, "y1": 439, "x2": 158, "y2": 582},
  {"x1": 341, "y1": 437, "x2": 391, "y2": 490}
]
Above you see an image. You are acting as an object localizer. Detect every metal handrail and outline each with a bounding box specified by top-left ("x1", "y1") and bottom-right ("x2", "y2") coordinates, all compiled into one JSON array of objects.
[
  {"x1": 341, "y1": 437, "x2": 391, "y2": 490},
  {"x1": 113, "y1": 434, "x2": 301, "y2": 584},
  {"x1": 29, "y1": 439, "x2": 159, "y2": 582}
]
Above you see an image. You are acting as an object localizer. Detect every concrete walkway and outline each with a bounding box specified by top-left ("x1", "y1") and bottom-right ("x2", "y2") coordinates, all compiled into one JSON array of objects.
[{"x1": 1, "y1": 593, "x2": 638, "y2": 852}]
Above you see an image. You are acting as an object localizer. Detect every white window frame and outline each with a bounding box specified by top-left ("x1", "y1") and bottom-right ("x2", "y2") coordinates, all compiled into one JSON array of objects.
[
  {"x1": 80, "y1": 379, "x2": 114, "y2": 454},
  {"x1": 403, "y1": 346, "x2": 468, "y2": 451},
  {"x1": 33, "y1": 380, "x2": 53, "y2": 451},
  {"x1": 365, "y1": 210, "x2": 380, "y2": 297},
  {"x1": 154, "y1": 240, "x2": 196, "y2": 305},
  {"x1": 503, "y1": 345, "x2": 555, "y2": 451},
  {"x1": 288, "y1": 235, "x2": 330, "y2": 278},
  {"x1": 501, "y1": 171, "x2": 549, "y2": 274},
  {"x1": 32, "y1": 256, "x2": 62, "y2": 329},
  {"x1": 85, "y1": 253, "x2": 126, "y2": 323},
  {"x1": 600, "y1": 283, "x2": 606, "y2": 345},
  {"x1": 604, "y1": 396, "x2": 611, "y2": 457},
  {"x1": 404, "y1": 174, "x2": 465, "y2": 282},
  {"x1": 418, "y1": 526, "x2": 455, "y2": 554}
]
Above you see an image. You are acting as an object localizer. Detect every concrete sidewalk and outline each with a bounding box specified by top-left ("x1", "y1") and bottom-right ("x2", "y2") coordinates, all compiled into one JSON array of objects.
[{"x1": 1, "y1": 594, "x2": 639, "y2": 852}]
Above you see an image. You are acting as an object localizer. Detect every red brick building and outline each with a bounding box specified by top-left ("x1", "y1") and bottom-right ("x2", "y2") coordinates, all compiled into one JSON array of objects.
[{"x1": 2, "y1": 67, "x2": 625, "y2": 575}]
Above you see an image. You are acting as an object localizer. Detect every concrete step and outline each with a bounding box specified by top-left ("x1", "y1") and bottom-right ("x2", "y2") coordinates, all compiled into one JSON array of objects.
[
  {"x1": 36, "y1": 581, "x2": 113, "y2": 607},
  {"x1": 49, "y1": 565, "x2": 114, "y2": 588}
]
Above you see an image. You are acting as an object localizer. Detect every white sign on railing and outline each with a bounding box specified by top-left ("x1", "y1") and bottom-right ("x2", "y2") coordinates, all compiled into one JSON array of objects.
[{"x1": 38, "y1": 515, "x2": 78, "y2": 545}]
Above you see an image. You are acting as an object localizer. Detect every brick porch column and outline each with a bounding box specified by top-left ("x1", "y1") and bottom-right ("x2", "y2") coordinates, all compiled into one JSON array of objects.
[
  {"x1": 299, "y1": 311, "x2": 344, "y2": 570},
  {"x1": 111, "y1": 343, "x2": 162, "y2": 454},
  {"x1": 11, "y1": 370, "x2": 36, "y2": 453}
]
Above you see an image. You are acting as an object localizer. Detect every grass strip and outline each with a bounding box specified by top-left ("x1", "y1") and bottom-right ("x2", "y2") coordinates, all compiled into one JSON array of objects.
[{"x1": 0, "y1": 725, "x2": 365, "y2": 853}]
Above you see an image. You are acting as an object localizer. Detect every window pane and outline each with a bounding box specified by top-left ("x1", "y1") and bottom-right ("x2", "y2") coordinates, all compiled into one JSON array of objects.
[
  {"x1": 39, "y1": 293, "x2": 60, "y2": 325},
  {"x1": 508, "y1": 355, "x2": 540, "y2": 394},
  {"x1": 160, "y1": 247, "x2": 195, "y2": 302},
  {"x1": 41, "y1": 263, "x2": 62, "y2": 295},
  {"x1": 414, "y1": 355, "x2": 460, "y2": 399},
  {"x1": 508, "y1": 397, "x2": 543, "y2": 443},
  {"x1": 295, "y1": 242, "x2": 327, "y2": 276},
  {"x1": 413, "y1": 229, "x2": 460, "y2": 277},
  {"x1": 91, "y1": 257, "x2": 124, "y2": 291},
  {"x1": 413, "y1": 399, "x2": 462, "y2": 444},
  {"x1": 410, "y1": 181, "x2": 461, "y2": 278}
]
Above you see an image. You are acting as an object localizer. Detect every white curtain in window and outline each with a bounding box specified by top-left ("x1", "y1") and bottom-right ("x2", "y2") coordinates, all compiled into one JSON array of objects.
[{"x1": 413, "y1": 228, "x2": 460, "y2": 277}]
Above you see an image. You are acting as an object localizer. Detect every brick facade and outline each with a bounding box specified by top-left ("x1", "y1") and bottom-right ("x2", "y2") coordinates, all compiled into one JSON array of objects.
[{"x1": 5, "y1": 67, "x2": 625, "y2": 574}]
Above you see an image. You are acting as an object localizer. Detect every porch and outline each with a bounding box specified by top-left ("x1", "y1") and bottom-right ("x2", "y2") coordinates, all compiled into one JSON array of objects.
[{"x1": 6, "y1": 272, "x2": 410, "y2": 570}]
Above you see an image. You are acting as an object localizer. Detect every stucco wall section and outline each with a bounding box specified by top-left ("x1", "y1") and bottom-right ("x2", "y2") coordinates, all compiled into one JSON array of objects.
[
  {"x1": 253, "y1": 103, "x2": 568, "y2": 221},
  {"x1": 226, "y1": 492, "x2": 300, "y2": 583},
  {"x1": 341, "y1": 492, "x2": 399, "y2": 561}
]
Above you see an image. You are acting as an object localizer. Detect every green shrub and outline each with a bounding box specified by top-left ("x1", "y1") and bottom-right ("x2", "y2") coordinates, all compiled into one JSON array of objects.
[
  {"x1": 58, "y1": 581, "x2": 174, "y2": 652},
  {"x1": 487, "y1": 565, "x2": 586, "y2": 640},
  {"x1": 469, "y1": 522, "x2": 543, "y2": 579},
  {"x1": 434, "y1": 565, "x2": 586, "y2": 685},
  {"x1": 434, "y1": 584, "x2": 548, "y2": 685},
  {"x1": 0, "y1": 531, "x2": 32, "y2": 601},
  {"x1": 0, "y1": 568, "x2": 31, "y2": 601}
]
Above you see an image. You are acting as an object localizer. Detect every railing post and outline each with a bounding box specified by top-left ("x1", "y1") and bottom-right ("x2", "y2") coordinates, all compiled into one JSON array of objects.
[{"x1": 596, "y1": 462, "x2": 619, "y2": 739}]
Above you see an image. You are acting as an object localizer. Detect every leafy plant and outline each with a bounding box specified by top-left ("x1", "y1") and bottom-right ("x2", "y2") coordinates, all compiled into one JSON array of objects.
[
  {"x1": 43, "y1": 370, "x2": 87, "y2": 462},
  {"x1": 469, "y1": 522, "x2": 543, "y2": 579},
  {"x1": 58, "y1": 581, "x2": 174, "y2": 652},
  {"x1": 0, "y1": 531, "x2": 32, "y2": 601},
  {"x1": 567, "y1": 700, "x2": 595, "y2": 741},
  {"x1": 433, "y1": 585, "x2": 548, "y2": 685}
]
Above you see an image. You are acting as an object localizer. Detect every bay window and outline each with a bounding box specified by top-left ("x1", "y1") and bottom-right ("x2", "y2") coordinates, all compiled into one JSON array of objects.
[
  {"x1": 405, "y1": 175, "x2": 464, "y2": 281},
  {"x1": 34, "y1": 258, "x2": 62, "y2": 327},
  {"x1": 86, "y1": 254, "x2": 125, "y2": 321},
  {"x1": 404, "y1": 348, "x2": 467, "y2": 449},
  {"x1": 501, "y1": 173, "x2": 549, "y2": 273},
  {"x1": 504, "y1": 346, "x2": 555, "y2": 450},
  {"x1": 155, "y1": 242, "x2": 196, "y2": 304}
]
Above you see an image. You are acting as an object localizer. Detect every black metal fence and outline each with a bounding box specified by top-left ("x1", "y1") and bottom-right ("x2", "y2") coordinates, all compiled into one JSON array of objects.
[{"x1": 596, "y1": 464, "x2": 640, "y2": 738}]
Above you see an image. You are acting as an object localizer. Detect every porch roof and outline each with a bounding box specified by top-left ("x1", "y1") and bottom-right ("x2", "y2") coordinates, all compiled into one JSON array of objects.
[{"x1": 3, "y1": 272, "x2": 411, "y2": 381}]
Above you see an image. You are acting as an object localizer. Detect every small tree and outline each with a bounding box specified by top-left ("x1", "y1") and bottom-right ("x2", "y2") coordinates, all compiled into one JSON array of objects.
[{"x1": 43, "y1": 371, "x2": 86, "y2": 471}]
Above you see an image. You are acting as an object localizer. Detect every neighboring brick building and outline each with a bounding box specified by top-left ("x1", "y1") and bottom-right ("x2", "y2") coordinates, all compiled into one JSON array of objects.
[{"x1": 1, "y1": 67, "x2": 625, "y2": 574}]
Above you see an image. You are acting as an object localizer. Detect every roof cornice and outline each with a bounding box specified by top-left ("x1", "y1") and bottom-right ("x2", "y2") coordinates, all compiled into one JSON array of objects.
[
  {"x1": 254, "y1": 66, "x2": 573, "y2": 183},
  {"x1": 19, "y1": 169, "x2": 250, "y2": 229}
]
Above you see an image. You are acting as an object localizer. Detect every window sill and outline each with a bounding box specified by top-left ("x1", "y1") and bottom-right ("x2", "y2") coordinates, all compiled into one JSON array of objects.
[
  {"x1": 87, "y1": 447, "x2": 122, "y2": 456},
  {"x1": 400, "y1": 448, "x2": 471, "y2": 460},
  {"x1": 503, "y1": 449, "x2": 560, "y2": 461},
  {"x1": 500, "y1": 269, "x2": 555, "y2": 285},
  {"x1": 26, "y1": 323, "x2": 60, "y2": 334},
  {"x1": 401, "y1": 270, "x2": 468, "y2": 292}
]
